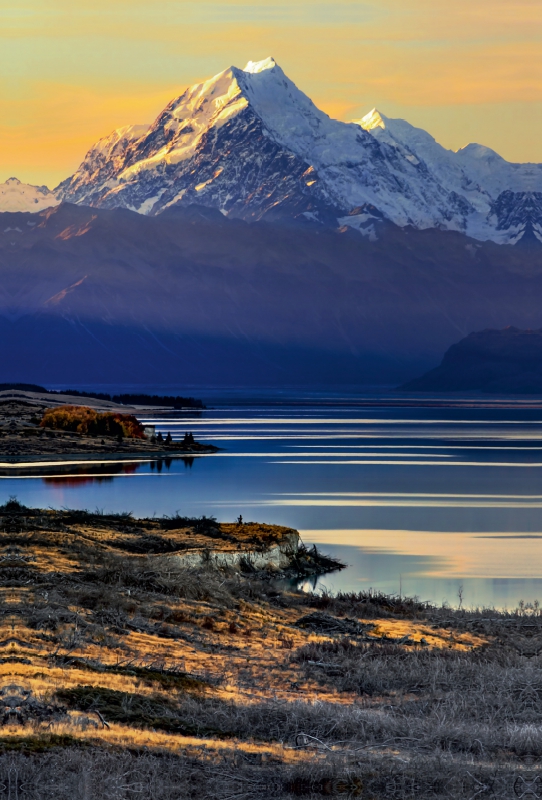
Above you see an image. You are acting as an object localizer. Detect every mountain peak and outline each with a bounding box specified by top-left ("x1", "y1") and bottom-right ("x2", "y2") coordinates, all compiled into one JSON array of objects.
[
  {"x1": 0, "y1": 177, "x2": 59, "y2": 213},
  {"x1": 357, "y1": 108, "x2": 387, "y2": 131},
  {"x1": 243, "y1": 57, "x2": 277, "y2": 74},
  {"x1": 455, "y1": 142, "x2": 505, "y2": 162}
]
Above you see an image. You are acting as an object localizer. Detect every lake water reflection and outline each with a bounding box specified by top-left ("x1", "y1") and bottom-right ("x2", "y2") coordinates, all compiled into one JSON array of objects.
[{"x1": 5, "y1": 392, "x2": 542, "y2": 609}]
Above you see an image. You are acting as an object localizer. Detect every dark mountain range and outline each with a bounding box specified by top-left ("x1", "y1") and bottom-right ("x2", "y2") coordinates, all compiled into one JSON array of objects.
[
  {"x1": 403, "y1": 328, "x2": 542, "y2": 393},
  {"x1": 0, "y1": 203, "x2": 542, "y2": 385}
]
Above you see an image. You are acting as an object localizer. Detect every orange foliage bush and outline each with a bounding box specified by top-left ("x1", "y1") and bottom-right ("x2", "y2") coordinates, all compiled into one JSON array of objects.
[{"x1": 40, "y1": 405, "x2": 145, "y2": 439}]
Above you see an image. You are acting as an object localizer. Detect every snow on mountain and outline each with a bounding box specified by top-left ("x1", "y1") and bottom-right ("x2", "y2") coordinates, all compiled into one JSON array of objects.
[
  {"x1": 357, "y1": 109, "x2": 542, "y2": 243},
  {"x1": 0, "y1": 178, "x2": 59, "y2": 213},
  {"x1": 56, "y1": 58, "x2": 542, "y2": 244}
]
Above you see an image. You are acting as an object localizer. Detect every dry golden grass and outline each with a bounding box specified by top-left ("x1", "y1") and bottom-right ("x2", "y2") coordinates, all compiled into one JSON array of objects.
[{"x1": 0, "y1": 717, "x2": 312, "y2": 764}]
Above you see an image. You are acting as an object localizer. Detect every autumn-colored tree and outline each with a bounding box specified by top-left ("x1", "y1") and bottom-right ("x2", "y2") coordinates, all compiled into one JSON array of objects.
[{"x1": 40, "y1": 406, "x2": 145, "y2": 439}]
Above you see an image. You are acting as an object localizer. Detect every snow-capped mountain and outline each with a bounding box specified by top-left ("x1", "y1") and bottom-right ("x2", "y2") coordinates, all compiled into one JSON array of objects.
[
  {"x1": 56, "y1": 58, "x2": 473, "y2": 235},
  {"x1": 0, "y1": 178, "x2": 59, "y2": 213},
  {"x1": 56, "y1": 58, "x2": 542, "y2": 244}
]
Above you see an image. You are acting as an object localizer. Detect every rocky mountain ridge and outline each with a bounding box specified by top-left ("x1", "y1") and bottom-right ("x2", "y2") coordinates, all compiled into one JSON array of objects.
[{"x1": 357, "y1": 110, "x2": 542, "y2": 244}]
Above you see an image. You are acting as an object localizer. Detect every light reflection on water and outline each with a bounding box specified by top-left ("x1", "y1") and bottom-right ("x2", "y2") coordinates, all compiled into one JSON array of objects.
[{"x1": 4, "y1": 395, "x2": 542, "y2": 609}]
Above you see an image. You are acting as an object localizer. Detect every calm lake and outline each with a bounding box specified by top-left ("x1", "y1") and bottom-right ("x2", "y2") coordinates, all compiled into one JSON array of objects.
[{"x1": 6, "y1": 390, "x2": 542, "y2": 610}]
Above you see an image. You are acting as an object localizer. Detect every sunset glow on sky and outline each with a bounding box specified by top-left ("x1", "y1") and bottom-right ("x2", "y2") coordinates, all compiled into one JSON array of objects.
[{"x1": 1, "y1": 0, "x2": 541, "y2": 186}]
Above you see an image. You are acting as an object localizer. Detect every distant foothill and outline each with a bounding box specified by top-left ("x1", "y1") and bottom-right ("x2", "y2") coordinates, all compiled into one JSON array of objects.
[{"x1": 402, "y1": 327, "x2": 542, "y2": 394}]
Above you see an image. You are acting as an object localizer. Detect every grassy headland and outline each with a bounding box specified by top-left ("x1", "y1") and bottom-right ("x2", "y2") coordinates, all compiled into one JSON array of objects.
[{"x1": 0, "y1": 499, "x2": 534, "y2": 797}]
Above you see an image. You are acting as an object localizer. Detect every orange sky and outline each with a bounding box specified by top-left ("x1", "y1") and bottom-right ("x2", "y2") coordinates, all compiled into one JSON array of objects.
[{"x1": 1, "y1": 0, "x2": 541, "y2": 186}]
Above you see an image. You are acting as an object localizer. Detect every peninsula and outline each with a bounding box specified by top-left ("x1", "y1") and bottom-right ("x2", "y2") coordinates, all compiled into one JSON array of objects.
[{"x1": 0, "y1": 388, "x2": 217, "y2": 460}]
